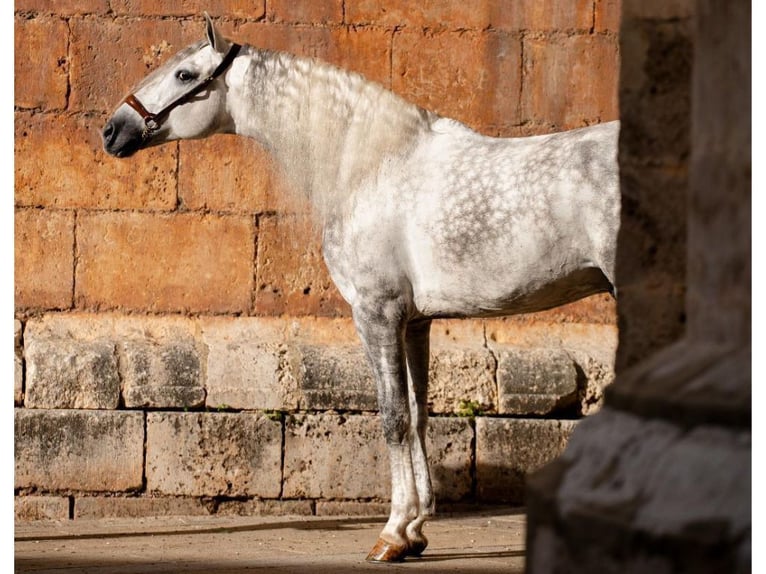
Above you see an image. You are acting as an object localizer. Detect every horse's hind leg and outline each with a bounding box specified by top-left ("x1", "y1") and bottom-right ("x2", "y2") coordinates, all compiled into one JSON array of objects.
[
  {"x1": 404, "y1": 319, "x2": 434, "y2": 556},
  {"x1": 352, "y1": 302, "x2": 418, "y2": 563}
]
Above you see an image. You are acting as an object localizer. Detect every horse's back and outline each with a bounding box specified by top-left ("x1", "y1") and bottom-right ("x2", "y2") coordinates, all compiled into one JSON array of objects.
[{"x1": 400, "y1": 120, "x2": 620, "y2": 318}]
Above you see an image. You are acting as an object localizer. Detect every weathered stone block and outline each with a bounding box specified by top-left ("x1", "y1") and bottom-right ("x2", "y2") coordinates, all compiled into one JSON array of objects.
[
  {"x1": 15, "y1": 0, "x2": 108, "y2": 14},
  {"x1": 178, "y1": 135, "x2": 272, "y2": 214},
  {"x1": 15, "y1": 496, "x2": 70, "y2": 521},
  {"x1": 254, "y1": 214, "x2": 348, "y2": 316},
  {"x1": 496, "y1": 347, "x2": 579, "y2": 415},
  {"x1": 268, "y1": 0, "x2": 343, "y2": 24},
  {"x1": 146, "y1": 412, "x2": 282, "y2": 497},
  {"x1": 427, "y1": 417, "x2": 474, "y2": 502},
  {"x1": 283, "y1": 414, "x2": 473, "y2": 501},
  {"x1": 15, "y1": 409, "x2": 144, "y2": 491},
  {"x1": 476, "y1": 418, "x2": 577, "y2": 503},
  {"x1": 14, "y1": 208, "x2": 74, "y2": 310},
  {"x1": 283, "y1": 414, "x2": 389, "y2": 499},
  {"x1": 216, "y1": 499, "x2": 314, "y2": 517},
  {"x1": 107, "y1": 0, "x2": 262, "y2": 19},
  {"x1": 202, "y1": 318, "x2": 298, "y2": 410},
  {"x1": 14, "y1": 16, "x2": 69, "y2": 110},
  {"x1": 428, "y1": 347, "x2": 497, "y2": 414},
  {"x1": 76, "y1": 212, "x2": 254, "y2": 314},
  {"x1": 15, "y1": 320, "x2": 23, "y2": 406},
  {"x1": 121, "y1": 340, "x2": 205, "y2": 408},
  {"x1": 522, "y1": 34, "x2": 619, "y2": 128},
  {"x1": 15, "y1": 113, "x2": 177, "y2": 211},
  {"x1": 392, "y1": 30, "x2": 522, "y2": 133},
  {"x1": 290, "y1": 344, "x2": 376, "y2": 411},
  {"x1": 346, "y1": 0, "x2": 491, "y2": 29},
  {"x1": 25, "y1": 337, "x2": 120, "y2": 409},
  {"x1": 68, "y1": 17, "x2": 199, "y2": 113},
  {"x1": 74, "y1": 496, "x2": 209, "y2": 519}
]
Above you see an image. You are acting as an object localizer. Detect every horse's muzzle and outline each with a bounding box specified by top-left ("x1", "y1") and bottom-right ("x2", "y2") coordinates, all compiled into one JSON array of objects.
[{"x1": 102, "y1": 117, "x2": 144, "y2": 158}]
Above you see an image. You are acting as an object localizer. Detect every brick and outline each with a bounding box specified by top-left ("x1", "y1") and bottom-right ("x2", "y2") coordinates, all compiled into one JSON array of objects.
[
  {"x1": 347, "y1": 0, "x2": 594, "y2": 32},
  {"x1": 496, "y1": 347, "x2": 579, "y2": 415},
  {"x1": 179, "y1": 135, "x2": 273, "y2": 213},
  {"x1": 74, "y1": 496, "x2": 209, "y2": 519},
  {"x1": 428, "y1": 347, "x2": 497, "y2": 414},
  {"x1": 121, "y1": 340, "x2": 205, "y2": 408},
  {"x1": 15, "y1": 496, "x2": 70, "y2": 521},
  {"x1": 235, "y1": 23, "x2": 393, "y2": 88},
  {"x1": 15, "y1": 112, "x2": 177, "y2": 210},
  {"x1": 146, "y1": 412, "x2": 282, "y2": 497},
  {"x1": 522, "y1": 35, "x2": 619, "y2": 129},
  {"x1": 476, "y1": 418, "x2": 576, "y2": 503},
  {"x1": 392, "y1": 30, "x2": 522, "y2": 133},
  {"x1": 346, "y1": 0, "x2": 491, "y2": 30},
  {"x1": 69, "y1": 17, "x2": 202, "y2": 113},
  {"x1": 284, "y1": 414, "x2": 389, "y2": 499},
  {"x1": 595, "y1": 0, "x2": 622, "y2": 32},
  {"x1": 25, "y1": 312, "x2": 199, "y2": 347},
  {"x1": 14, "y1": 16, "x2": 69, "y2": 110},
  {"x1": 25, "y1": 337, "x2": 120, "y2": 409},
  {"x1": 15, "y1": 409, "x2": 144, "y2": 491},
  {"x1": 268, "y1": 0, "x2": 343, "y2": 24},
  {"x1": 327, "y1": 27, "x2": 393, "y2": 88},
  {"x1": 290, "y1": 344, "x2": 377, "y2": 411},
  {"x1": 216, "y1": 499, "x2": 314, "y2": 517},
  {"x1": 107, "y1": 1, "x2": 264, "y2": 19},
  {"x1": 14, "y1": 208, "x2": 73, "y2": 310},
  {"x1": 202, "y1": 318, "x2": 299, "y2": 410},
  {"x1": 15, "y1": 0, "x2": 108, "y2": 14},
  {"x1": 76, "y1": 212, "x2": 254, "y2": 313},
  {"x1": 493, "y1": 0, "x2": 595, "y2": 32},
  {"x1": 255, "y1": 214, "x2": 348, "y2": 316}
]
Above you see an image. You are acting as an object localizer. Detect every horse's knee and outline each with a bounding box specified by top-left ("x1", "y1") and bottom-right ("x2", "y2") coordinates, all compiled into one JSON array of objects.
[{"x1": 381, "y1": 409, "x2": 410, "y2": 445}]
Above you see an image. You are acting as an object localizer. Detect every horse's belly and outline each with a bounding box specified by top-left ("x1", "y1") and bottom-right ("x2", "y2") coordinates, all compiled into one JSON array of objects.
[{"x1": 407, "y1": 229, "x2": 611, "y2": 318}]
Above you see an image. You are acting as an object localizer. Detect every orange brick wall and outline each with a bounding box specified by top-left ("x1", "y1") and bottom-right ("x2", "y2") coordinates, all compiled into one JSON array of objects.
[
  {"x1": 15, "y1": 0, "x2": 620, "y2": 320},
  {"x1": 15, "y1": 1, "x2": 622, "y2": 520}
]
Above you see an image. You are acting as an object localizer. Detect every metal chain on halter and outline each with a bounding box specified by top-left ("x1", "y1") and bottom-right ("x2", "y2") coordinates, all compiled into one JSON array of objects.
[{"x1": 123, "y1": 42, "x2": 242, "y2": 140}]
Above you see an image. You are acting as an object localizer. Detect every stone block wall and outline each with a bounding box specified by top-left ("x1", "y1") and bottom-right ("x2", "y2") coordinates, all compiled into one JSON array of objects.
[{"x1": 14, "y1": 1, "x2": 620, "y2": 521}]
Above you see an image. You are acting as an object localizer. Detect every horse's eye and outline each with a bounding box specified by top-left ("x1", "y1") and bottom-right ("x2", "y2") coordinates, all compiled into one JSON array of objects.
[{"x1": 175, "y1": 69, "x2": 197, "y2": 83}]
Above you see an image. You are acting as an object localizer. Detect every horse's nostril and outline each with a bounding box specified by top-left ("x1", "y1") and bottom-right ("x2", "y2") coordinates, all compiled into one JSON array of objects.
[{"x1": 102, "y1": 121, "x2": 115, "y2": 145}]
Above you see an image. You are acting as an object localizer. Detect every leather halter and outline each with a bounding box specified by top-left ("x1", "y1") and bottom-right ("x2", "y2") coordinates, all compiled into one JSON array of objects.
[{"x1": 123, "y1": 42, "x2": 242, "y2": 139}]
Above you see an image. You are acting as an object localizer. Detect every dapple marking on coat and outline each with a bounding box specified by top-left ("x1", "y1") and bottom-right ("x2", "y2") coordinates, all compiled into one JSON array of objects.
[{"x1": 103, "y1": 15, "x2": 619, "y2": 563}]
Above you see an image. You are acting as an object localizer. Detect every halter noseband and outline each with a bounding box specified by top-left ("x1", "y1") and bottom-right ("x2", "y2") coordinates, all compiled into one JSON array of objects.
[{"x1": 123, "y1": 42, "x2": 242, "y2": 139}]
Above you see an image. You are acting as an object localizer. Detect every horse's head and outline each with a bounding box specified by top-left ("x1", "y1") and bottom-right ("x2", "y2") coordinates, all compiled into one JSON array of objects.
[{"x1": 103, "y1": 14, "x2": 240, "y2": 158}]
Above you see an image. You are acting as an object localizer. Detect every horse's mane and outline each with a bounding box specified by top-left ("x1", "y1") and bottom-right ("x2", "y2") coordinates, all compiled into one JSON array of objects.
[{"x1": 236, "y1": 45, "x2": 436, "y2": 223}]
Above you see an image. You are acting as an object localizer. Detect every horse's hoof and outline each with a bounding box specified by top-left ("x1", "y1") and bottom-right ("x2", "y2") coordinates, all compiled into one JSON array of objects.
[
  {"x1": 366, "y1": 538, "x2": 408, "y2": 562},
  {"x1": 406, "y1": 537, "x2": 428, "y2": 557}
]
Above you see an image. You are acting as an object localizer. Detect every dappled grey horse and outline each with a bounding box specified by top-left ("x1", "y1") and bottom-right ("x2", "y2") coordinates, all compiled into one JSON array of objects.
[{"x1": 103, "y1": 15, "x2": 619, "y2": 563}]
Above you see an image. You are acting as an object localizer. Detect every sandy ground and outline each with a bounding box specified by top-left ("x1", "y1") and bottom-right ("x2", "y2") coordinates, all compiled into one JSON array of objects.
[{"x1": 15, "y1": 508, "x2": 526, "y2": 573}]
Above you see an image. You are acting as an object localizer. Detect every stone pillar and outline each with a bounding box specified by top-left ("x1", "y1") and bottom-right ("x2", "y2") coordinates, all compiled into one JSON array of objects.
[{"x1": 525, "y1": 1, "x2": 751, "y2": 572}]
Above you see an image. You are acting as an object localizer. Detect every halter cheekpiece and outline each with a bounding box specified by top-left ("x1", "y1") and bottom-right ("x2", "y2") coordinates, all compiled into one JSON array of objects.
[{"x1": 123, "y1": 42, "x2": 242, "y2": 140}]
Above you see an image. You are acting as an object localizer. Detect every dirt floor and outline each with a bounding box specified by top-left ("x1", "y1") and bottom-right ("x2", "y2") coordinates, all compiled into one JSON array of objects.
[{"x1": 15, "y1": 508, "x2": 526, "y2": 573}]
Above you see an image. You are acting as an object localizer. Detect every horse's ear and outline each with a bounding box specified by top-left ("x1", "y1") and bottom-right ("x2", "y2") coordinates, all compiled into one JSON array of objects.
[{"x1": 204, "y1": 12, "x2": 229, "y2": 54}]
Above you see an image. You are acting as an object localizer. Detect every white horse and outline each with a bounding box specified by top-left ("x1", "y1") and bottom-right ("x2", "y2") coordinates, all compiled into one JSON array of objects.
[{"x1": 103, "y1": 15, "x2": 619, "y2": 562}]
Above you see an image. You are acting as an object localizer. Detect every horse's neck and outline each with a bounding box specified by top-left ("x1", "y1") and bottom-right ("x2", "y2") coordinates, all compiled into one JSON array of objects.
[{"x1": 230, "y1": 47, "x2": 432, "y2": 221}]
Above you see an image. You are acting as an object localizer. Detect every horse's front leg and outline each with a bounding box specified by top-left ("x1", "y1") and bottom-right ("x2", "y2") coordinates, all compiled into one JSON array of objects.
[
  {"x1": 403, "y1": 318, "x2": 434, "y2": 556},
  {"x1": 353, "y1": 301, "x2": 418, "y2": 563}
]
